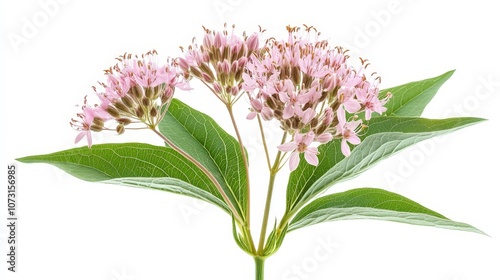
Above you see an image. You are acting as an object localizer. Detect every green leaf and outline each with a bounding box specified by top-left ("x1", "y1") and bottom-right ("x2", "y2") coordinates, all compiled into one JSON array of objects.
[
  {"x1": 382, "y1": 70, "x2": 454, "y2": 117},
  {"x1": 289, "y1": 188, "x2": 485, "y2": 235},
  {"x1": 17, "y1": 143, "x2": 230, "y2": 213},
  {"x1": 160, "y1": 98, "x2": 248, "y2": 219},
  {"x1": 286, "y1": 117, "x2": 484, "y2": 211}
]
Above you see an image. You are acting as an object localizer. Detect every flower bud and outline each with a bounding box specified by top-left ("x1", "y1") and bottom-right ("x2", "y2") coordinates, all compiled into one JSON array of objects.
[
  {"x1": 150, "y1": 107, "x2": 158, "y2": 118},
  {"x1": 142, "y1": 97, "x2": 151, "y2": 107},
  {"x1": 117, "y1": 118, "x2": 131, "y2": 125},
  {"x1": 90, "y1": 124, "x2": 103, "y2": 132},
  {"x1": 116, "y1": 124, "x2": 125, "y2": 134},
  {"x1": 145, "y1": 87, "x2": 154, "y2": 99},
  {"x1": 106, "y1": 105, "x2": 120, "y2": 118},
  {"x1": 246, "y1": 33, "x2": 259, "y2": 52},
  {"x1": 130, "y1": 85, "x2": 143, "y2": 99},
  {"x1": 121, "y1": 95, "x2": 135, "y2": 108},
  {"x1": 115, "y1": 101, "x2": 131, "y2": 113},
  {"x1": 135, "y1": 107, "x2": 144, "y2": 118}
]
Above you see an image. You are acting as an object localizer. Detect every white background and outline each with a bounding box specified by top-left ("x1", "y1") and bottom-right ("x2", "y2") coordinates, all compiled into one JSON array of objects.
[{"x1": 1, "y1": 0, "x2": 500, "y2": 280}]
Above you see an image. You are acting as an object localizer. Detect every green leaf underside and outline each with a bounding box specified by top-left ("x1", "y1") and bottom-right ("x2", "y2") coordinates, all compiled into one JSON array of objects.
[
  {"x1": 286, "y1": 117, "x2": 484, "y2": 211},
  {"x1": 160, "y1": 99, "x2": 248, "y2": 218},
  {"x1": 17, "y1": 143, "x2": 230, "y2": 213},
  {"x1": 382, "y1": 70, "x2": 454, "y2": 117},
  {"x1": 289, "y1": 188, "x2": 485, "y2": 235}
]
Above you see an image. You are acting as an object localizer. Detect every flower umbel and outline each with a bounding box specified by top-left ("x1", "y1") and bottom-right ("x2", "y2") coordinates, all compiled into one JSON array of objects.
[
  {"x1": 243, "y1": 25, "x2": 391, "y2": 170},
  {"x1": 71, "y1": 50, "x2": 189, "y2": 147},
  {"x1": 179, "y1": 24, "x2": 260, "y2": 105}
]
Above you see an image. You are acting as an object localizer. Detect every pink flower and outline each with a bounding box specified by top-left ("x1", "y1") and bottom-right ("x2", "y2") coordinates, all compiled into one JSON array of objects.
[
  {"x1": 336, "y1": 109, "x2": 361, "y2": 157},
  {"x1": 278, "y1": 131, "x2": 319, "y2": 171},
  {"x1": 278, "y1": 79, "x2": 309, "y2": 119},
  {"x1": 247, "y1": 99, "x2": 273, "y2": 120},
  {"x1": 179, "y1": 24, "x2": 260, "y2": 104},
  {"x1": 71, "y1": 51, "x2": 189, "y2": 147},
  {"x1": 71, "y1": 98, "x2": 100, "y2": 148},
  {"x1": 356, "y1": 86, "x2": 387, "y2": 120}
]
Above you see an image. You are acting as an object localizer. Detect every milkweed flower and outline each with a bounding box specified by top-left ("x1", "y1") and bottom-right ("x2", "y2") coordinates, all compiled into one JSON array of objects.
[
  {"x1": 179, "y1": 24, "x2": 261, "y2": 105},
  {"x1": 71, "y1": 50, "x2": 189, "y2": 147},
  {"x1": 278, "y1": 131, "x2": 319, "y2": 171},
  {"x1": 243, "y1": 25, "x2": 391, "y2": 170}
]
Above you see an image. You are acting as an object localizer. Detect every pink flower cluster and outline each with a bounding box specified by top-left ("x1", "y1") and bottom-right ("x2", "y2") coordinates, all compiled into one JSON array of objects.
[
  {"x1": 243, "y1": 26, "x2": 390, "y2": 171},
  {"x1": 71, "y1": 50, "x2": 189, "y2": 147},
  {"x1": 178, "y1": 24, "x2": 260, "y2": 104}
]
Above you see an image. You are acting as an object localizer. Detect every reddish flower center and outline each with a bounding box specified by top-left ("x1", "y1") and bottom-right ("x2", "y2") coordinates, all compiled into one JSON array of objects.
[{"x1": 297, "y1": 142, "x2": 307, "y2": 153}]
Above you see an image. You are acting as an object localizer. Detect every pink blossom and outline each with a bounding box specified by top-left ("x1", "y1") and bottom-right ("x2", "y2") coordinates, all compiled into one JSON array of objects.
[
  {"x1": 278, "y1": 80, "x2": 309, "y2": 119},
  {"x1": 247, "y1": 99, "x2": 273, "y2": 120},
  {"x1": 356, "y1": 86, "x2": 387, "y2": 120},
  {"x1": 336, "y1": 110, "x2": 361, "y2": 157},
  {"x1": 278, "y1": 131, "x2": 319, "y2": 171}
]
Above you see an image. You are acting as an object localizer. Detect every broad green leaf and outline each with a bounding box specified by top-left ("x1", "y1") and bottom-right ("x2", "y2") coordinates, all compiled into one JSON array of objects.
[
  {"x1": 160, "y1": 98, "x2": 248, "y2": 218},
  {"x1": 286, "y1": 117, "x2": 484, "y2": 211},
  {"x1": 382, "y1": 70, "x2": 454, "y2": 117},
  {"x1": 289, "y1": 188, "x2": 485, "y2": 235},
  {"x1": 17, "y1": 143, "x2": 230, "y2": 213}
]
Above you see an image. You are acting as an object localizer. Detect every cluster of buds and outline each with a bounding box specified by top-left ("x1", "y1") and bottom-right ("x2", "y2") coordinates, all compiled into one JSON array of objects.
[
  {"x1": 243, "y1": 26, "x2": 391, "y2": 170},
  {"x1": 178, "y1": 24, "x2": 260, "y2": 104},
  {"x1": 71, "y1": 50, "x2": 190, "y2": 147}
]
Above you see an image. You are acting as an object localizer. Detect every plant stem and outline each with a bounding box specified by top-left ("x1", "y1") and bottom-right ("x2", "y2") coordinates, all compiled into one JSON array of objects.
[
  {"x1": 257, "y1": 132, "x2": 288, "y2": 254},
  {"x1": 254, "y1": 257, "x2": 265, "y2": 280},
  {"x1": 257, "y1": 170, "x2": 277, "y2": 253},
  {"x1": 150, "y1": 127, "x2": 245, "y2": 225},
  {"x1": 226, "y1": 105, "x2": 252, "y2": 226},
  {"x1": 257, "y1": 115, "x2": 272, "y2": 171}
]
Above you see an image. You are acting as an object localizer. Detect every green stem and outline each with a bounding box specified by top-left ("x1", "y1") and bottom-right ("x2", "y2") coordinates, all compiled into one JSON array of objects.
[
  {"x1": 257, "y1": 115, "x2": 272, "y2": 170},
  {"x1": 257, "y1": 171, "x2": 277, "y2": 254},
  {"x1": 226, "y1": 106, "x2": 252, "y2": 225},
  {"x1": 254, "y1": 257, "x2": 265, "y2": 280},
  {"x1": 257, "y1": 132, "x2": 288, "y2": 254}
]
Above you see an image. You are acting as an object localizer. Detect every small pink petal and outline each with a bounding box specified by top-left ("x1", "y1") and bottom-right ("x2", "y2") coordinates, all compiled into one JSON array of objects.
[
  {"x1": 365, "y1": 110, "x2": 372, "y2": 120},
  {"x1": 303, "y1": 131, "x2": 315, "y2": 146},
  {"x1": 283, "y1": 104, "x2": 294, "y2": 119},
  {"x1": 341, "y1": 140, "x2": 351, "y2": 157},
  {"x1": 344, "y1": 99, "x2": 361, "y2": 113},
  {"x1": 289, "y1": 151, "x2": 300, "y2": 171},
  {"x1": 250, "y1": 99, "x2": 263, "y2": 111},
  {"x1": 294, "y1": 132, "x2": 304, "y2": 143},
  {"x1": 337, "y1": 108, "x2": 346, "y2": 126},
  {"x1": 278, "y1": 142, "x2": 297, "y2": 152},
  {"x1": 85, "y1": 132, "x2": 92, "y2": 148},
  {"x1": 262, "y1": 107, "x2": 274, "y2": 121},
  {"x1": 304, "y1": 149, "x2": 319, "y2": 166},
  {"x1": 75, "y1": 131, "x2": 86, "y2": 144},
  {"x1": 316, "y1": 133, "x2": 333, "y2": 143},
  {"x1": 301, "y1": 108, "x2": 315, "y2": 124},
  {"x1": 348, "y1": 134, "x2": 361, "y2": 145},
  {"x1": 278, "y1": 91, "x2": 289, "y2": 103},
  {"x1": 246, "y1": 111, "x2": 257, "y2": 120}
]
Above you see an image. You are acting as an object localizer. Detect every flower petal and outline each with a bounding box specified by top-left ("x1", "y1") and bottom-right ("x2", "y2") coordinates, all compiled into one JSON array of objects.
[
  {"x1": 304, "y1": 149, "x2": 319, "y2": 166},
  {"x1": 278, "y1": 142, "x2": 297, "y2": 152},
  {"x1": 341, "y1": 139, "x2": 351, "y2": 157},
  {"x1": 316, "y1": 133, "x2": 333, "y2": 143},
  {"x1": 283, "y1": 104, "x2": 294, "y2": 119},
  {"x1": 289, "y1": 151, "x2": 300, "y2": 171},
  {"x1": 246, "y1": 111, "x2": 257, "y2": 120}
]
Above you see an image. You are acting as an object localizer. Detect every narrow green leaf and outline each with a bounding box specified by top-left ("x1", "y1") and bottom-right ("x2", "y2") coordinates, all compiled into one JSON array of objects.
[
  {"x1": 289, "y1": 188, "x2": 485, "y2": 235},
  {"x1": 382, "y1": 70, "x2": 454, "y2": 117},
  {"x1": 17, "y1": 143, "x2": 230, "y2": 213},
  {"x1": 160, "y1": 99, "x2": 248, "y2": 218},
  {"x1": 286, "y1": 117, "x2": 484, "y2": 211}
]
